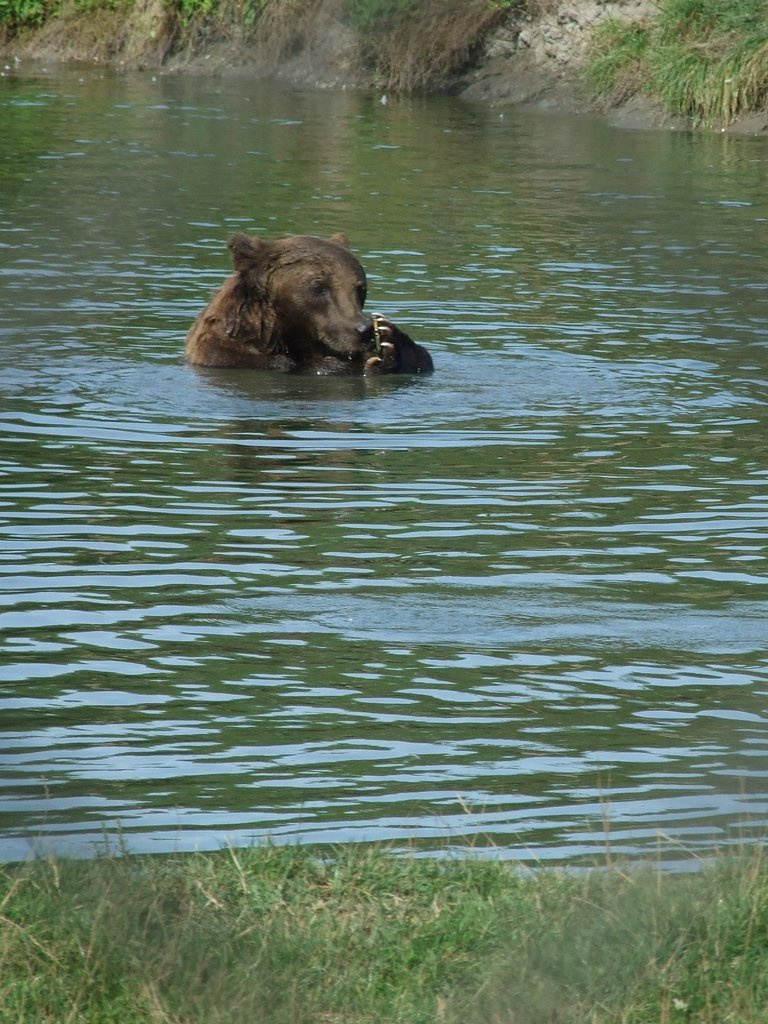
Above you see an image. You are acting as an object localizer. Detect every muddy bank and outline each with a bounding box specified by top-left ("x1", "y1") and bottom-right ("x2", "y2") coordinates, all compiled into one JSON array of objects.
[{"x1": 2, "y1": 0, "x2": 767, "y2": 132}]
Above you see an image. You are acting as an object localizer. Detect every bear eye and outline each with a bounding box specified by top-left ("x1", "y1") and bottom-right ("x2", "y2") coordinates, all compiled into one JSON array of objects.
[
  {"x1": 356, "y1": 283, "x2": 366, "y2": 304},
  {"x1": 312, "y1": 280, "x2": 330, "y2": 297}
]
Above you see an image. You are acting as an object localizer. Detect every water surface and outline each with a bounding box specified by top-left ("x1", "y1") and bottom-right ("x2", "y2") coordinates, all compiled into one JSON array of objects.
[{"x1": 1, "y1": 67, "x2": 767, "y2": 866}]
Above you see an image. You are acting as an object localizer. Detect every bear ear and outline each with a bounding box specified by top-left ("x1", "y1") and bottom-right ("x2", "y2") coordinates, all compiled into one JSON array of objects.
[
  {"x1": 329, "y1": 232, "x2": 350, "y2": 249},
  {"x1": 228, "y1": 233, "x2": 268, "y2": 272}
]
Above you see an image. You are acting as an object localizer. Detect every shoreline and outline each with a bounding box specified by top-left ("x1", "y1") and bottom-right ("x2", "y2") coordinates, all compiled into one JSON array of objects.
[{"x1": 3, "y1": 0, "x2": 768, "y2": 134}]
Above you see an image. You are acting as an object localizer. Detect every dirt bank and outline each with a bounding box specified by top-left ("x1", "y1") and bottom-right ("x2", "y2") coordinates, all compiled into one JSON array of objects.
[
  {"x1": 457, "y1": 0, "x2": 687, "y2": 130},
  {"x1": 2, "y1": 0, "x2": 766, "y2": 132}
]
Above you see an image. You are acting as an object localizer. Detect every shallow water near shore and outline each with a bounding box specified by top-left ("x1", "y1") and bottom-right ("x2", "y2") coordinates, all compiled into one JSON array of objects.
[{"x1": 1, "y1": 67, "x2": 767, "y2": 866}]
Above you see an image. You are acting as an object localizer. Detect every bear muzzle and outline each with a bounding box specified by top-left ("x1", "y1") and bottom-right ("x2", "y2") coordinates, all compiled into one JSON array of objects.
[{"x1": 315, "y1": 320, "x2": 373, "y2": 360}]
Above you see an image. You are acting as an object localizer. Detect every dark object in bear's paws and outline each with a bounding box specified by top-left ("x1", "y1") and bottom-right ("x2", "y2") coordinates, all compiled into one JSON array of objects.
[
  {"x1": 184, "y1": 233, "x2": 433, "y2": 376},
  {"x1": 361, "y1": 316, "x2": 434, "y2": 376}
]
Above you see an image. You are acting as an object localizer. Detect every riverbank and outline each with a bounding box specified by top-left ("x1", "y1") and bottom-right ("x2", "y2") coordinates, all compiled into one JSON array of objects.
[
  {"x1": 2, "y1": 842, "x2": 768, "y2": 1023},
  {"x1": 3, "y1": 0, "x2": 767, "y2": 132}
]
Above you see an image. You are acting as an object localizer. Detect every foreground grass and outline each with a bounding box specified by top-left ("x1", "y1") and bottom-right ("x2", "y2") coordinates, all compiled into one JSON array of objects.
[
  {"x1": 1, "y1": 843, "x2": 768, "y2": 1023},
  {"x1": 586, "y1": 0, "x2": 768, "y2": 126}
]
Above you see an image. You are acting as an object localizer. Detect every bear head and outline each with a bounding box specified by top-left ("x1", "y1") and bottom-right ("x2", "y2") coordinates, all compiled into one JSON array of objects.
[{"x1": 229, "y1": 232, "x2": 371, "y2": 365}]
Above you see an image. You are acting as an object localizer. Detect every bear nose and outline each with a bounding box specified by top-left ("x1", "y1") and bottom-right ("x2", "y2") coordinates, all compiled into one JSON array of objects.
[{"x1": 356, "y1": 318, "x2": 375, "y2": 348}]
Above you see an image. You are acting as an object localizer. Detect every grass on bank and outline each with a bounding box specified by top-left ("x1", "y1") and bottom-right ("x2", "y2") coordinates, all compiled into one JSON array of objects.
[
  {"x1": 586, "y1": 0, "x2": 768, "y2": 126},
  {"x1": 0, "y1": 0, "x2": 510, "y2": 35},
  {"x1": 0, "y1": 0, "x2": 507, "y2": 92},
  {"x1": 2, "y1": 841, "x2": 768, "y2": 1023}
]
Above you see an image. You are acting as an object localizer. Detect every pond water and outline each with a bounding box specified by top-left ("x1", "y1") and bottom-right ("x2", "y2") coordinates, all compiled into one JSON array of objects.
[{"x1": 1, "y1": 65, "x2": 767, "y2": 867}]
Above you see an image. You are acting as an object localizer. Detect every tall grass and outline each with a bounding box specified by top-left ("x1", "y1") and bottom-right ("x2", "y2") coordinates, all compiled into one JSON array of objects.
[
  {"x1": 587, "y1": 0, "x2": 768, "y2": 125},
  {"x1": 245, "y1": 0, "x2": 503, "y2": 90},
  {"x1": 2, "y1": 842, "x2": 768, "y2": 1023},
  {"x1": 352, "y1": 0, "x2": 505, "y2": 91}
]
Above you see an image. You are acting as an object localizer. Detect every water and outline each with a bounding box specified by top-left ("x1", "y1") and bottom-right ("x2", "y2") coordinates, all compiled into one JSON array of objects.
[{"x1": 1, "y1": 66, "x2": 767, "y2": 867}]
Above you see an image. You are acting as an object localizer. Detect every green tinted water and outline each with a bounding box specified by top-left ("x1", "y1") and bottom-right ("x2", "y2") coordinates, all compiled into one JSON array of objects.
[{"x1": 1, "y1": 67, "x2": 767, "y2": 865}]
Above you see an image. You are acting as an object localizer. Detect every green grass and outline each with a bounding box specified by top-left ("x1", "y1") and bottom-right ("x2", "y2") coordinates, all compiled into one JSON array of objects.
[
  {"x1": 586, "y1": 0, "x2": 768, "y2": 125},
  {"x1": 344, "y1": 0, "x2": 416, "y2": 31},
  {"x1": 0, "y1": 0, "x2": 49, "y2": 27},
  {"x1": 0, "y1": 0, "x2": 133, "y2": 30},
  {"x1": 584, "y1": 19, "x2": 652, "y2": 105},
  {"x1": 2, "y1": 842, "x2": 768, "y2": 1023}
]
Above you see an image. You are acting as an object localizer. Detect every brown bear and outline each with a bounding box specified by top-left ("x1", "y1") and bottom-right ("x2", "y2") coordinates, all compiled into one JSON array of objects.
[{"x1": 184, "y1": 232, "x2": 433, "y2": 376}]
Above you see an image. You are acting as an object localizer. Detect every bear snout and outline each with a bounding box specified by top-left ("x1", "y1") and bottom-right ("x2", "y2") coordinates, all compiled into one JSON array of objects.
[{"x1": 356, "y1": 318, "x2": 376, "y2": 348}]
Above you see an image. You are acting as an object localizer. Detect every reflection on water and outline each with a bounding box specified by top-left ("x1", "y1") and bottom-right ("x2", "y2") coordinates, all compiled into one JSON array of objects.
[{"x1": 1, "y1": 68, "x2": 767, "y2": 866}]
